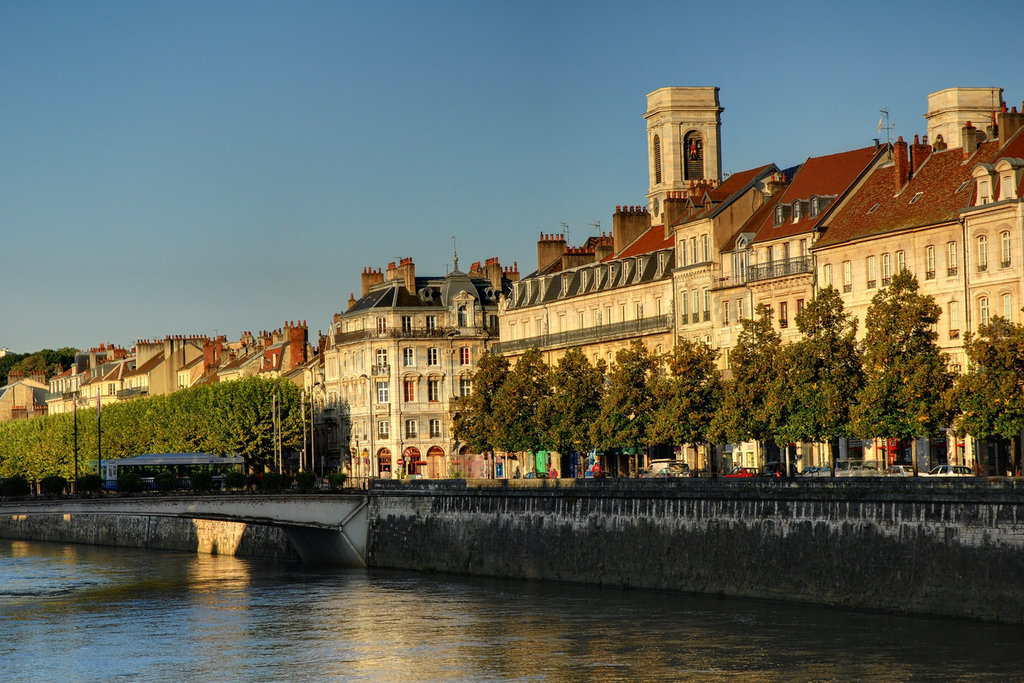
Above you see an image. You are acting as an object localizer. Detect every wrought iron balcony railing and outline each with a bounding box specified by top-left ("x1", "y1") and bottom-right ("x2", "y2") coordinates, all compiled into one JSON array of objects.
[
  {"x1": 745, "y1": 255, "x2": 814, "y2": 283},
  {"x1": 491, "y1": 314, "x2": 672, "y2": 354}
]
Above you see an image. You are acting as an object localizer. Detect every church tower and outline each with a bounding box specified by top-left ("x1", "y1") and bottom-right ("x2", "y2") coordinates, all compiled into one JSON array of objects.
[{"x1": 644, "y1": 87, "x2": 723, "y2": 225}]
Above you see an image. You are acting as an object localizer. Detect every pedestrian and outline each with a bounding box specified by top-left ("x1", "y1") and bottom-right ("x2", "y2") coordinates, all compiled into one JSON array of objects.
[{"x1": 549, "y1": 465, "x2": 558, "y2": 479}]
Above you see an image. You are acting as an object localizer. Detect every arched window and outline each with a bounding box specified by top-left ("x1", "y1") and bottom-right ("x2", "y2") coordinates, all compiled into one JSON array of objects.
[
  {"x1": 457, "y1": 305, "x2": 467, "y2": 326},
  {"x1": 653, "y1": 135, "x2": 662, "y2": 185},
  {"x1": 979, "y1": 296, "x2": 990, "y2": 326},
  {"x1": 683, "y1": 131, "x2": 704, "y2": 180},
  {"x1": 1001, "y1": 231, "x2": 1011, "y2": 267},
  {"x1": 977, "y1": 235, "x2": 988, "y2": 271}
]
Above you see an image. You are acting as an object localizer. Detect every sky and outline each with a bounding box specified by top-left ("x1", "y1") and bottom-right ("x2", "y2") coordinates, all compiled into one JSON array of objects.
[{"x1": 1, "y1": 0, "x2": 1021, "y2": 353}]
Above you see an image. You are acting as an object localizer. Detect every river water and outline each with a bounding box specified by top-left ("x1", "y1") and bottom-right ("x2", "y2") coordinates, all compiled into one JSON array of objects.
[{"x1": 2, "y1": 539, "x2": 1022, "y2": 682}]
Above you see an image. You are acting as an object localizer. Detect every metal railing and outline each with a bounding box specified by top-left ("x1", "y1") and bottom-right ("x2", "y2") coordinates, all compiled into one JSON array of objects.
[
  {"x1": 745, "y1": 255, "x2": 814, "y2": 283},
  {"x1": 491, "y1": 314, "x2": 672, "y2": 354}
]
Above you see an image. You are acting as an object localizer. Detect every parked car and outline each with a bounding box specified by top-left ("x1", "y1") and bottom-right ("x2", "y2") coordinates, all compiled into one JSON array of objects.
[
  {"x1": 885, "y1": 464, "x2": 915, "y2": 476},
  {"x1": 800, "y1": 466, "x2": 832, "y2": 477},
  {"x1": 640, "y1": 460, "x2": 690, "y2": 478},
  {"x1": 724, "y1": 467, "x2": 760, "y2": 478},
  {"x1": 926, "y1": 464, "x2": 974, "y2": 477},
  {"x1": 761, "y1": 461, "x2": 800, "y2": 477}
]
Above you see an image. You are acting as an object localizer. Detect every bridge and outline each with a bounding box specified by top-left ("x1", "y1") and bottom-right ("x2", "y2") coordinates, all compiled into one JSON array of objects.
[{"x1": 2, "y1": 494, "x2": 369, "y2": 566}]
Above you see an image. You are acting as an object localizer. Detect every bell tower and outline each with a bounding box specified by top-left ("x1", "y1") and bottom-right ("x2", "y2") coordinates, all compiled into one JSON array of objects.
[{"x1": 644, "y1": 87, "x2": 723, "y2": 225}]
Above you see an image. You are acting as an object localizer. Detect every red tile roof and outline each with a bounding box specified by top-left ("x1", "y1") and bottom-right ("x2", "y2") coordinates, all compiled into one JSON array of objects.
[
  {"x1": 816, "y1": 141, "x2": 1001, "y2": 249},
  {"x1": 752, "y1": 146, "x2": 882, "y2": 243},
  {"x1": 612, "y1": 225, "x2": 674, "y2": 260},
  {"x1": 674, "y1": 164, "x2": 776, "y2": 226}
]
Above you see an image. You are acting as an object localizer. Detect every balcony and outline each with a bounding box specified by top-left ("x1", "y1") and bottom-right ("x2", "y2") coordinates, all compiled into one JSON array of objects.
[
  {"x1": 745, "y1": 255, "x2": 814, "y2": 284},
  {"x1": 1002, "y1": 260, "x2": 1011, "y2": 269},
  {"x1": 978, "y1": 263, "x2": 988, "y2": 273},
  {"x1": 947, "y1": 267, "x2": 958, "y2": 277},
  {"x1": 925, "y1": 270, "x2": 936, "y2": 280},
  {"x1": 334, "y1": 326, "x2": 466, "y2": 344},
  {"x1": 371, "y1": 364, "x2": 391, "y2": 376},
  {"x1": 867, "y1": 279, "x2": 876, "y2": 289},
  {"x1": 491, "y1": 314, "x2": 672, "y2": 355}
]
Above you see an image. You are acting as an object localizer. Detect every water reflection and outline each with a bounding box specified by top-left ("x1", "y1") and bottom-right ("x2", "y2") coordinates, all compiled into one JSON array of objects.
[{"x1": 2, "y1": 539, "x2": 1023, "y2": 682}]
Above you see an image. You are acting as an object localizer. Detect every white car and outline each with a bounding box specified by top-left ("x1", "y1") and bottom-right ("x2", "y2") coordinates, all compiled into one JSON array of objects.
[{"x1": 926, "y1": 464, "x2": 974, "y2": 477}]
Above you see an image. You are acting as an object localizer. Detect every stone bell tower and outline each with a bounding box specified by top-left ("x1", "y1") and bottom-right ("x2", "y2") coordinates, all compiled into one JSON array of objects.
[{"x1": 644, "y1": 87, "x2": 723, "y2": 225}]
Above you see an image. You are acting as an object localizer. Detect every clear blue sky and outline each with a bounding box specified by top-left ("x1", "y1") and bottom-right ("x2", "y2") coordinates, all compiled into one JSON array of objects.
[{"x1": 2, "y1": 0, "x2": 1020, "y2": 352}]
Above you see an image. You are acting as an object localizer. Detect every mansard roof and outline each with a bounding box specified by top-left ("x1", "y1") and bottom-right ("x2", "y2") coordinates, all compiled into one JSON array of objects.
[
  {"x1": 345, "y1": 272, "x2": 507, "y2": 315},
  {"x1": 752, "y1": 145, "x2": 883, "y2": 243},
  {"x1": 816, "y1": 140, "x2": 1002, "y2": 249}
]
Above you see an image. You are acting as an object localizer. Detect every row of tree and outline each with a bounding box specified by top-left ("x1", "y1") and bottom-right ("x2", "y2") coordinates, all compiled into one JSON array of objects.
[
  {"x1": 454, "y1": 272, "x2": 1024, "y2": 475},
  {"x1": 0, "y1": 376, "x2": 304, "y2": 480},
  {"x1": 0, "y1": 347, "x2": 77, "y2": 386}
]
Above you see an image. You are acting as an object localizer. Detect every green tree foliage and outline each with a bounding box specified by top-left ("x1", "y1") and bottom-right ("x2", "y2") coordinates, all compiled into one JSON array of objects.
[
  {"x1": 0, "y1": 376, "x2": 303, "y2": 479},
  {"x1": 452, "y1": 351, "x2": 510, "y2": 455},
  {"x1": 493, "y1": 348, "x2": 552, "y2": 453},
  {"x1": 649, "y1": 340, "x2": 722, "y2": 451},
  {"x1": 712, "y1": 304, "x2": 782, "y2": 445},
  {"x1": 852, "y1": 271, "x2": 954, "y2": 472},
  {"x1": 591, "y1": 340, "x2": 658, "y2": 471},
  {"x1": 776, "y1": 287, "x2": 863, "y2": 468},
  {"x1": 540, "y1": 348, "x2": 604, "y2": 458},
  {"x1": 1, "y1": 347, "x2": 77, "y2": 385},
  {"x1": 951, "y1": 317, "x2": 1024, "y2": 474}
]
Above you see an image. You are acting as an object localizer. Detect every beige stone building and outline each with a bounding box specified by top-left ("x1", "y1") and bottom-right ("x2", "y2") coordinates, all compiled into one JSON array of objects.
[
  {"x1": 323, "y1": 256, "x2": 515, "y2": 480},
  {"x1": 0, "y1": 372, "x2": 49, "y2": 422}
]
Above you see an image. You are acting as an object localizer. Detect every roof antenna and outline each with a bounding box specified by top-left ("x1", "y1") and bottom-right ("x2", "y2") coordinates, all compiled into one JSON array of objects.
[
  {"x1": 559, "y1": 222, "x2": 569, "y2": 243},
  {"x1": 878, "y1": 109, "x2": 895, "y2": 145},
  {"x1": 589, "y1": 221, "x2": 601, "y2": 234}
]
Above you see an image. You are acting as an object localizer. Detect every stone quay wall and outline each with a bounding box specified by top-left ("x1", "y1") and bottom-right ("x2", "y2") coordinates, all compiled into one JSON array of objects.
[
  {"x1": 0, "y1": 507, "x2": 298, "y2": 561},
  {"x1": 366, "y1": 478, "x2": 1024, "y2": 624}
]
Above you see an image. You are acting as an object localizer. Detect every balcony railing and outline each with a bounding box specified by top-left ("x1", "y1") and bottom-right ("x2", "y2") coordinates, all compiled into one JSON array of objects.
[
  {"x1": 334, "y1": 326, "x2": 467, "y2": 344},
  {"x1": 371, "y1": 364, "x2": 390, "y2": 376},
  {"x1": 745, "y1": 255, "x2": 814, "y2": 283},
  {"x1": 491, "y1": 314, "x2": 672, "y2": 354}
]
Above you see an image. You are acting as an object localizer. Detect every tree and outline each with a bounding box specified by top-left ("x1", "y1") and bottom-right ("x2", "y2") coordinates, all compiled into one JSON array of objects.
[
  {"x1": 950, "y1": 317, "x2": 1024, "y2": 475},
  {"x1": 540, "y1": 348, "x2": 605, "y2": 471},
  {"x1": 852, "y1": 270, "x2": 954, "y2": 474},
  {"x1": 776, "y1": 287, "x2": 862, "y2": 474},
  {"x1": 452, "y1": 350, "x2": 510, "y2": 456},
  {"x1": 712, "y1": 304, "x2": 782, "y2": 449},
  {"x1": 590, "y1": 340, "x2": 658, "y2": 476},
  {"x1": 649, "y1": 340, "x2": 722, "y2": 471},
  {"x1": 493, "y1": 348, "x2": 552, "y2": 455}
]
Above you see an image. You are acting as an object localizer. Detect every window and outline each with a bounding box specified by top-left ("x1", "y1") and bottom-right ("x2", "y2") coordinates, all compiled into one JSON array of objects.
[
  {"x1": 620, "y1": 304, "x2": 626, "y2": 322},
  {"x1": 723, "y1": 302, "x2": 730, "y2": 324},
  {"x1": 429, "y1": 419, "x2": 442, "y2": 438},
  {"x1": 653, "y1": 134, "x2": 662, "y2": 185},
  {"x1": 866, "y1": 255, "x2": 877, "y2": 289},
  {"x1": 402, "y1": 348, "x2": 414, "y2": 367},
  {"x1": 635, "y1": 302, "x2": 643, "y2": 319},
  {"x1": 775, "y1": 205, "x2": 785, "y2": 226},
  {"x1": 459, "y1": 347, "x2": 470, "y2": 365},
  {"x1": 377, "y1": 421, "x2": 389, "y2": 439},
  {"x1": 701, "y1": 235, "x2": 710, "y2": 262},
  {"x1": 779, "y1": 301, "x2": 788, "y2": 329},
  {"x1": 979, "y1": 181, "x2": 991, "y2": 205},
  {"x1": 947, "y1": 242, "x2": 958, "y2": 276},
  {"x1": 692, "y1": 291, "x2": 700, "y2": 321},
  {"x1": 842, "y1": 261, "x2": 852, "y2": 293},
  {"x1": 792, "y1": 201, "x2": 802, "y2": 222},
  {"x1": 375, "y1": 349, "x2": 388, "y2": 369},
  {"x1": 109, "y1": 383, "x2": 118, "y2": 395},
  {"x1": 896, "y1": 250, "x2": 906, "y2": 273},
  {"x1": 425, "y1": 315, "x2": 437, "y2": 331},
  {"x1": 376, "y1": 317, "x2": 387, "y2": 334},
  {"x1": 703, "y1": 289, "x2": 711, "y2": 321},
  {"x1": 1003, "y1": 293, "x2": 1014, "y2": 321},
  {"x1": 736, "y1": 299, "x2": 743, "y2": 321},
  {"x1": 376, "y1": 381, "x2": 389, "y2": 403},
  {"x1": 604, "y1": 307, "x2": 612, "y2": 324},
  {"x1": 656, "y1": 298, "x2": 663, "y2": 316},
  {"x1": 679, "y1": 239, "x2": 688, "y2": 267},
  {"x1": 680, "y1": 293, "x2": 688, "y2": 324},
  {"x1": 979, "y1": 297, "x2": 990, "y2": 326},
  {"x1": 823, "y1": 263, "x2": 833, "y2": 288},
  {"x1": 403, "y1": 380, "x2": 416, "y2": 402},
  {"x1": 978, "y1": 235, "x2": 988, "y2": 271},
  {"x1": 882, "y1": 253, "x2": 892, "y2": 285},
  {"x1": 428, "y1": 379, "x2": 440, "y2": 402},
  {"x1": 405, "y1": 420, "x2": 418, "y2": 439},
  {"x1": 459, "y1": 378, "x2": 472, "y2": 397},
  {"x1": 427, "y1": 348, "x2": 439, "y2": 366},
  {"x1": 925, "y1": 245, "x2": 936, "y2": 279},
  {"x1": 797, "y1": 299, "x2": 805, "y2": 317},
  {"x1": 689, "y1": 237, "x2": 697, "y2": 264},
  {"x1": 949, "y1": 301, "x2": 960, "y2": 339},
  {"x1": 457, "y1": 305, "x2": 468, "y2": 327},
  {"x1": 578, "y1": 311, "x2": 585, "y2": 329},
  {"x1": 1001, "y1": 231, "x2": 1011, "y2": 267},
  {"x1": 401, "y1": 316, "x2": 412, "y2": 332}
]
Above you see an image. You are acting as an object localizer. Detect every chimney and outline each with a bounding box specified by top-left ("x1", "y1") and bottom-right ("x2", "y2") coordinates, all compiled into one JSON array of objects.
[
  {"x1": 893, "y1": 136, "x2": 909, "y2": 192},
  {"x1": 662, "y1": 191, "x2": 689, "y2": 232},
  {"x1": 910, "y1": 135, "x2": 931, "y2": 175},
  {"x1": 286, "y1": 321, "x2": 308, "y2": 372},
  {"x1": 962, "y1": 122, "x2": 978, "y2": 159},
  {"x1": 562, "y1": 246, "x2": 596, "y2": 269},
  {"x1": 385, "y1": 261, "x2": 399, "y2": 282},
  {"x1": 347, "y1": 293, "x2": 357, "y2": 310},
  {"x1": 483, "y1": 257, "x2": 503, "y2": 290},
  {"x1": 203, "y1": 338, "x2": 222, "y2": 372},
  {"x1": 764, "y1": 170, "x2": 787, "y2": 196},
  {"x1": 594, "y1": 233, "x2": 614, "y2": 261},
  {"x1": 537, "y1": 232, "x2": 567, "y2": 272},
  {"x1": 361, "y1": 267, "x2": 384, "y2": 296},
  {"x1": 612, "y1": 205, "x2": 651, "y2": 256},
  {"x1": 396, "y1": 257, "x2": 416, "y2": 294},
  {"x1": 503, "y1": 262, "x2": 521, "y2": 283},
  {"x1": 997, "y1": 102, "x2": 1024, "y2": 143}
]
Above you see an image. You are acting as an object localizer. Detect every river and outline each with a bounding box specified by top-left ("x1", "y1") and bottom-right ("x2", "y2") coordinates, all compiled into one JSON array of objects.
[{"x1": 2, "y1": 539, "x2": 1022, "y2": 681}]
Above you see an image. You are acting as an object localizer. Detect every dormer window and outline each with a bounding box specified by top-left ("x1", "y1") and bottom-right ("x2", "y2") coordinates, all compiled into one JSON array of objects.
[
  {"x1": 774, "y1": 205, "x2": 785, "y2": 226},
  {"x1": 909, "y1": 192, "x2": 923, "y2": 204},
  {"x1": 980, "y1": 181, "x2": 991, "y2": 205},
  {"x1": 792, "y1": 201, "x2": 803, "y2": 222},
  {"x1": 867, "y1": 203, "x2": 880, "y2": 214}
]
